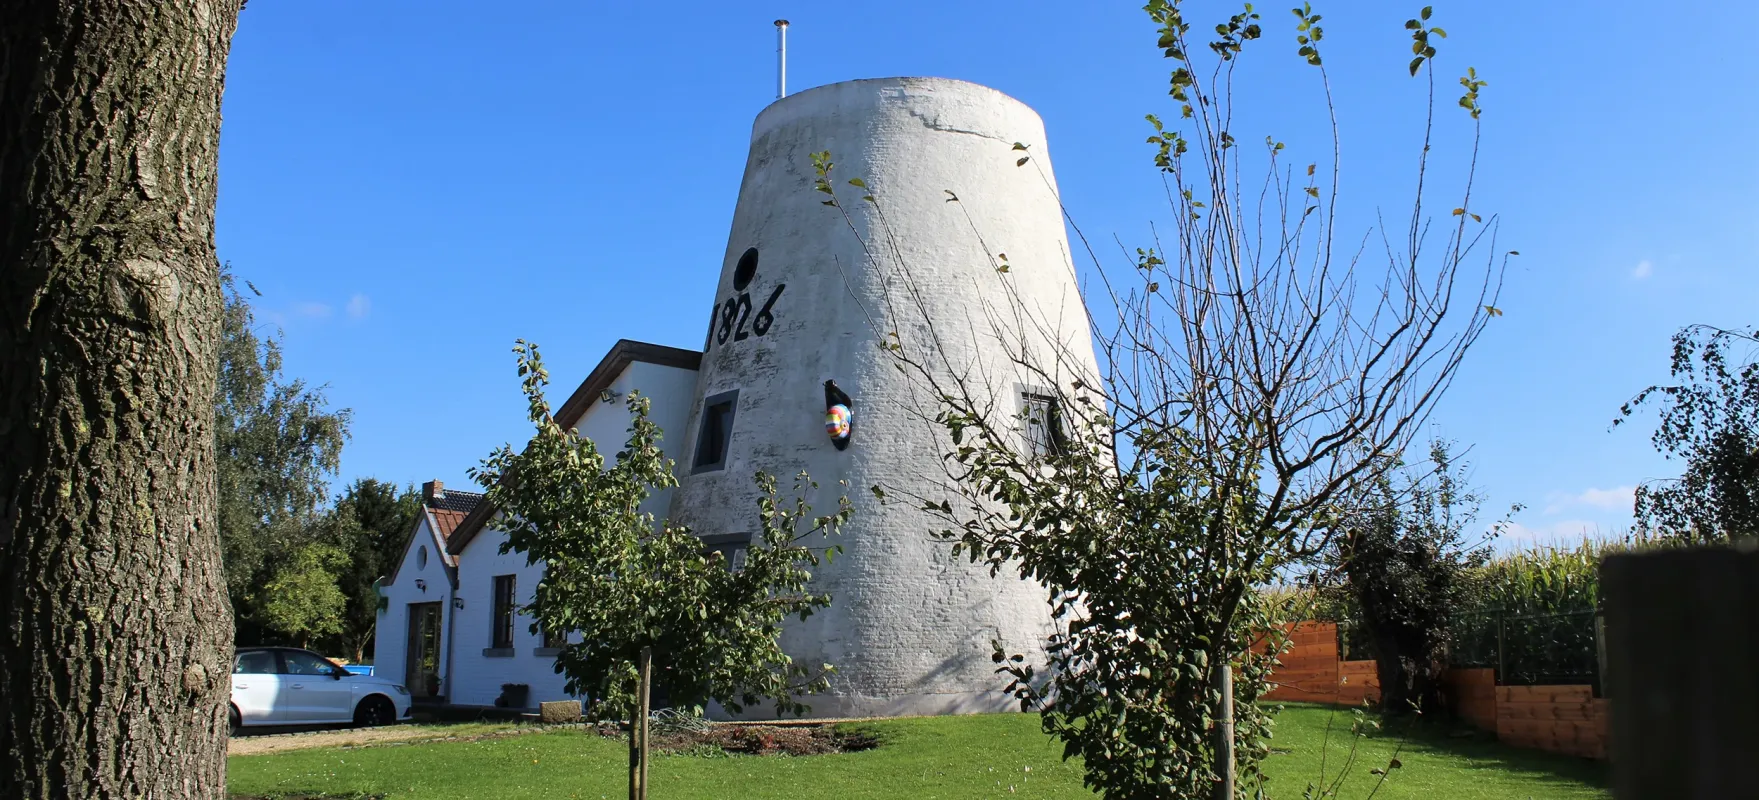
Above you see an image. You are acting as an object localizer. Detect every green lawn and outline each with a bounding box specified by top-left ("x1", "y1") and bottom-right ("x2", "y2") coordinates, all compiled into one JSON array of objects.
[{"x1": 228, "y1": 704, "x2": 1609, "y2": 799}]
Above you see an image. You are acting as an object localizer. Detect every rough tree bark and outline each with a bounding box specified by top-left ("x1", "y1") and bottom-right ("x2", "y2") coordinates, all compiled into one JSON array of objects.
[
  {"x1": 1347, "y1": 555, "x2": 1451, "y2": 719},
  {"x1": 1365, "y1": 627, "x2": 1447, "y2": 720},
  {"x1": 0, "y1": 1, "x2": 243, "y2": 797}
]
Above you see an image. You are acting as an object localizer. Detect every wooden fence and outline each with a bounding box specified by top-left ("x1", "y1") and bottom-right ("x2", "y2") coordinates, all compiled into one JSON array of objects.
[
  {"x1": 1443, "y1": 667, "x2": 1497, "y2": 732},
  {"x1": 1260, "y1": 622, "x2": 1606, "y2": 760},
  {"x1": 1256, "y1": 622, "x2": 1344, "y2": 703},
  {"x1": 1495, "y1": 685, "x2": 1607, "y2": 759}
]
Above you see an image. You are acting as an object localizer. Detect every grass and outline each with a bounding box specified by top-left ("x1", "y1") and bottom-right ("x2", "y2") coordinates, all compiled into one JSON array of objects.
[
  {"x1": 1264, "y1": 705, "x2": 1608, "y2": 799},
  {"x1": 228, "y1": 704, "x2": 1610, "y2": 799}
]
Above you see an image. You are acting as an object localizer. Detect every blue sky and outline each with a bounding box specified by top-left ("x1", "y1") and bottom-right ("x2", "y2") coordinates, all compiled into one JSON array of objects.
[{"x1": 217, "y1": 1, "x2": 1759, "y2": 547}]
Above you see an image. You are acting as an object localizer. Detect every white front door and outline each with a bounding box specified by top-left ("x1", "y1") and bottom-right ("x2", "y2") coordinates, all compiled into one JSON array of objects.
[
  {"x1": 231, "y1": 650, "x2": 283, "y2": 725},
  {"x1": 279, "y1": 650, "x2": 355, "y2": 723}
]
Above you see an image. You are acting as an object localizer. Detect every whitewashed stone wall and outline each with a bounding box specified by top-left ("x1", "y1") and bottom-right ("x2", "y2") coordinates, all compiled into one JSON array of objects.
[{"x1": 667, "y1": 77, "x2": 1101, "y2": 718}]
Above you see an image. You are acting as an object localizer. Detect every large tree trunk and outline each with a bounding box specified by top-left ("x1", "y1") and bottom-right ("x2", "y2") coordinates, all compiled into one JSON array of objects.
[
  {"x1": 1368, "y1": 628, "x2": 1449, "y2": 720},
  {"x1": 0, "y1": 2, "x2": 242, "y2": 797}
]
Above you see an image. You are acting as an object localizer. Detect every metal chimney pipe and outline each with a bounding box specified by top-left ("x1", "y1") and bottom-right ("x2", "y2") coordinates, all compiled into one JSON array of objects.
[{"x1": 774, "y1": 19, "x2": 789, "y2": 99}]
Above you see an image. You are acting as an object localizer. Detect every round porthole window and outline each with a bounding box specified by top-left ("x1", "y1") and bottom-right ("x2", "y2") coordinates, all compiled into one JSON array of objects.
[
  {"x1": 417, "y1": 545, "x2": 428, "y2": 569},
  {"x1": 732, "y1": 247, "x2": 759, "y2": 291}
]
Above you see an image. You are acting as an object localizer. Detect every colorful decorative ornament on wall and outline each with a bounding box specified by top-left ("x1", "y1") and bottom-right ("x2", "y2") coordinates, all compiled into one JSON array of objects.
[{"x1": 824, "y1": 380, "x2": 853, "y2": 451}]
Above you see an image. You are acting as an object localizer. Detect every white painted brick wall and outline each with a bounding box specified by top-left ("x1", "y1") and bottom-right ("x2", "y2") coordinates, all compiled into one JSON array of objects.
[
  {"x1": 447, "y1": 532, "x2": 573, "y2": 707},
  {"x1": 375, "y1": 514, "x2": 452, "y2": 694}
]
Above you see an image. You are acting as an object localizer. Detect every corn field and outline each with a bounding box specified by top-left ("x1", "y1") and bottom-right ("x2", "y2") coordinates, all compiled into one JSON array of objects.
[
  {"x1": 1448, "y1": 535, "x2": 1674, "y2": 686},
  {"x1": 1289, "y1": 535, "x2": 1670, "y2": 687},
  {"x1": 1465, "y1": 537, "x2": 1619, "y2": 615}
]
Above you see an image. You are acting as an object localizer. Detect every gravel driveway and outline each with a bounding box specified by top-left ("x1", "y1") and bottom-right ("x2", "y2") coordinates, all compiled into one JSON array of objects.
[{"x1": 228, "y1": 723, "x2": 527, "y2": 756}]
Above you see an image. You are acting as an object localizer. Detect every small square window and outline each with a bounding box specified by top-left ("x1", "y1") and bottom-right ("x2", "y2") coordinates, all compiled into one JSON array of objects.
[
  {"x1": 1022, "y1": 392, "x2": 1066, "y2": 458},
  {"x1": 692, "y1": 390, "x2": 739, "y2": 473},
  {"x1": 700, "y1": 532, "x2": 752, "y2": 572}
]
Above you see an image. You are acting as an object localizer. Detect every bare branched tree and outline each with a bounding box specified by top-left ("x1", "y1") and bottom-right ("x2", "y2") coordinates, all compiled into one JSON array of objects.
[{"x1": 810, "y1": 3, "x2": 1511, "y2": 797}]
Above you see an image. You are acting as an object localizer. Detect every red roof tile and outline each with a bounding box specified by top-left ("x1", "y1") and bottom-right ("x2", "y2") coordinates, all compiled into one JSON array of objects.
[{"x1": 429, "y1": 508, "x2": 470, "y2": 542}]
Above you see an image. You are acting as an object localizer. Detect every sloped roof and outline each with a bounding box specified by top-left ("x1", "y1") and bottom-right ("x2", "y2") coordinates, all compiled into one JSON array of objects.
[
  {"x1": 383, "y1": 491, "x2": 483, "y2": 587},
  {"x1": 446, "y1": 339, "x2": 702, "y2": 556},
  {"x1": 428, "y1": 507, "x2": 472, "y2": 543},
  {"x1": 427, "y1": 489, "x2": 483, "y2": 515}
]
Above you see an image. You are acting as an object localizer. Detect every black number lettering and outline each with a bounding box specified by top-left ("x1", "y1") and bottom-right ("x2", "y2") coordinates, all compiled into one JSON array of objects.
[
  {"x1": 733, "y1": 294, "x2": 753, "y2": 341},
  {"x1": 717, "y1": 297, "x2": 737, "y2": 344},
  {"x1": 752, "y1": 283, "x2": 785, "y2": 336}
]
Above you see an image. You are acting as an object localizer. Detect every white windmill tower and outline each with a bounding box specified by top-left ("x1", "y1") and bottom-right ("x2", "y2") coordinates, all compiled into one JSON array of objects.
[{"x1": 666, "y1": 64, "x2": 1100, "y2": 718}]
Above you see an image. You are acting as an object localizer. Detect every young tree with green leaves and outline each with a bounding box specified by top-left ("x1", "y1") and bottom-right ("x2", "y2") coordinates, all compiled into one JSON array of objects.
[
  {"x1": 814, "y1": 3, "x2": 1507, "y2": 797},
  {"x1": 473, "y1": 342, "x2": 851, "y2": 797},
  {"x1": 216, "y1": 270, "x2": 352, "y2": 644},
  {"x1": 257, "y1": 542, "x2": 352, "y2": 650},
  {"x1": 1617, "y1": 324, "x2": 1759, "y2": 542},
  {"x1": 329, "y1": 478, "x2": 423, "y2": 662},
  {"x1": 1321, "y1": 440, "x2": 1508, "y2": 719}
]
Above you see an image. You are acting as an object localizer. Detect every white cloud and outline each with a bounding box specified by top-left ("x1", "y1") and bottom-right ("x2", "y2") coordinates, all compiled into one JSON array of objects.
[
  {"x1": 262, "y1": 302, "x2": 333, "y2": 327},
  {"x1": 1576, "y1": 485, "x2": 1636, "y2": 510},
  {"x1": 346, "y1": 294, "x2": 371, "y2": 320},
  {"x1": 1543, "y1": 485, "x2": 1636, "y2": 514},
  {"x1": 1631, "y1": 260, "x2": 1653, "y2": 279}
]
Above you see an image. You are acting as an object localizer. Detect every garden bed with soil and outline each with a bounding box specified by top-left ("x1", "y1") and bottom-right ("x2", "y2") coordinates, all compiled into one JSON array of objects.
[{"x1": 629, "y1": 722, "x2": 880, "y2": 757}]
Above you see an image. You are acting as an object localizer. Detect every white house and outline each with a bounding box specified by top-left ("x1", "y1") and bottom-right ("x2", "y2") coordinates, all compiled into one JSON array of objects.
[
  {"x1": 372, "y1": 480, "x2": 480, "y2": 702},
  {"x1": 374, "y1": 340, "x2": 701, "y2": 709}
]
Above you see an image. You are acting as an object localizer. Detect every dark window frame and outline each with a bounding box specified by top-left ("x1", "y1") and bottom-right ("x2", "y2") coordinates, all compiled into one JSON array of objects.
[
  {"x1": 1021, "y1": 390, "x2": 1067, "y2": 459},
  {"x1": 691, "y1": 390, "x2": 740, "y2": 473},
  {"x1": 491, "y1": 574, "x2": 517, "y2": 650},
  {"x1": 700, "y1": 531, "x2": 753, "y2": 572}
]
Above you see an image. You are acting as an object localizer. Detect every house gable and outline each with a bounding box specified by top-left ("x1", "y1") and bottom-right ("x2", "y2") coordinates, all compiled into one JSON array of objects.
[
  {"x1": 446, "y1": 338, "x2": 701, "y2": 556},
  {"x1": 384, "y1": 511, "x2": 449, "y2": 591}
]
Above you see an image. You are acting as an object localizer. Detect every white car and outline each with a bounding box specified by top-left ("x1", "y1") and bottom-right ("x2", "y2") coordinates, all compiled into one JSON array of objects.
[{"x1": 230, "y1": 646, "x2": 412, "y2": 734}]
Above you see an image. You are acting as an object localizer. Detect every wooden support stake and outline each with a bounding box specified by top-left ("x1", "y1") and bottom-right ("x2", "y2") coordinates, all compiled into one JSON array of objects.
[
  {"x1": 638, "y1": 646, "x2": 653, "y2": 800},
  {"x1": 628, "y1": 689, "x2": 639, "y2": 800},
  {"x1": 1214, "y1": 660, "x2": 1235, "y2": 800}
]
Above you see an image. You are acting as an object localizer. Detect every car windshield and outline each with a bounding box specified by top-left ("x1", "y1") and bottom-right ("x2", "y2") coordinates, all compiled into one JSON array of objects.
[{"x1": 282, "y1": 651, "x2": 340, "y2": 676}]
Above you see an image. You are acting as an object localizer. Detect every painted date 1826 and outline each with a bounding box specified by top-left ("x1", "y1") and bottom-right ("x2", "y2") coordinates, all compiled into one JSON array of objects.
[{"x1": 706, "y1": 283, "x2": 786, "y2": 350}]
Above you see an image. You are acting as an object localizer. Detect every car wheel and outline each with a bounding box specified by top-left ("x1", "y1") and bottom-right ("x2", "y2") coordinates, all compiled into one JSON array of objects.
[
  {"x1": 354, "y1": 695, "x2": 395, "y2": 728},
  {"x1": 228, "y1": 705, "x2": 242, "y2": 738}
]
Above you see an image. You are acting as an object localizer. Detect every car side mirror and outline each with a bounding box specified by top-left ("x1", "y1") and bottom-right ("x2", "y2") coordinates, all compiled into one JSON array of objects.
[{"x1": 331, "y1": 668, "x2": 347, "y2": 680}]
